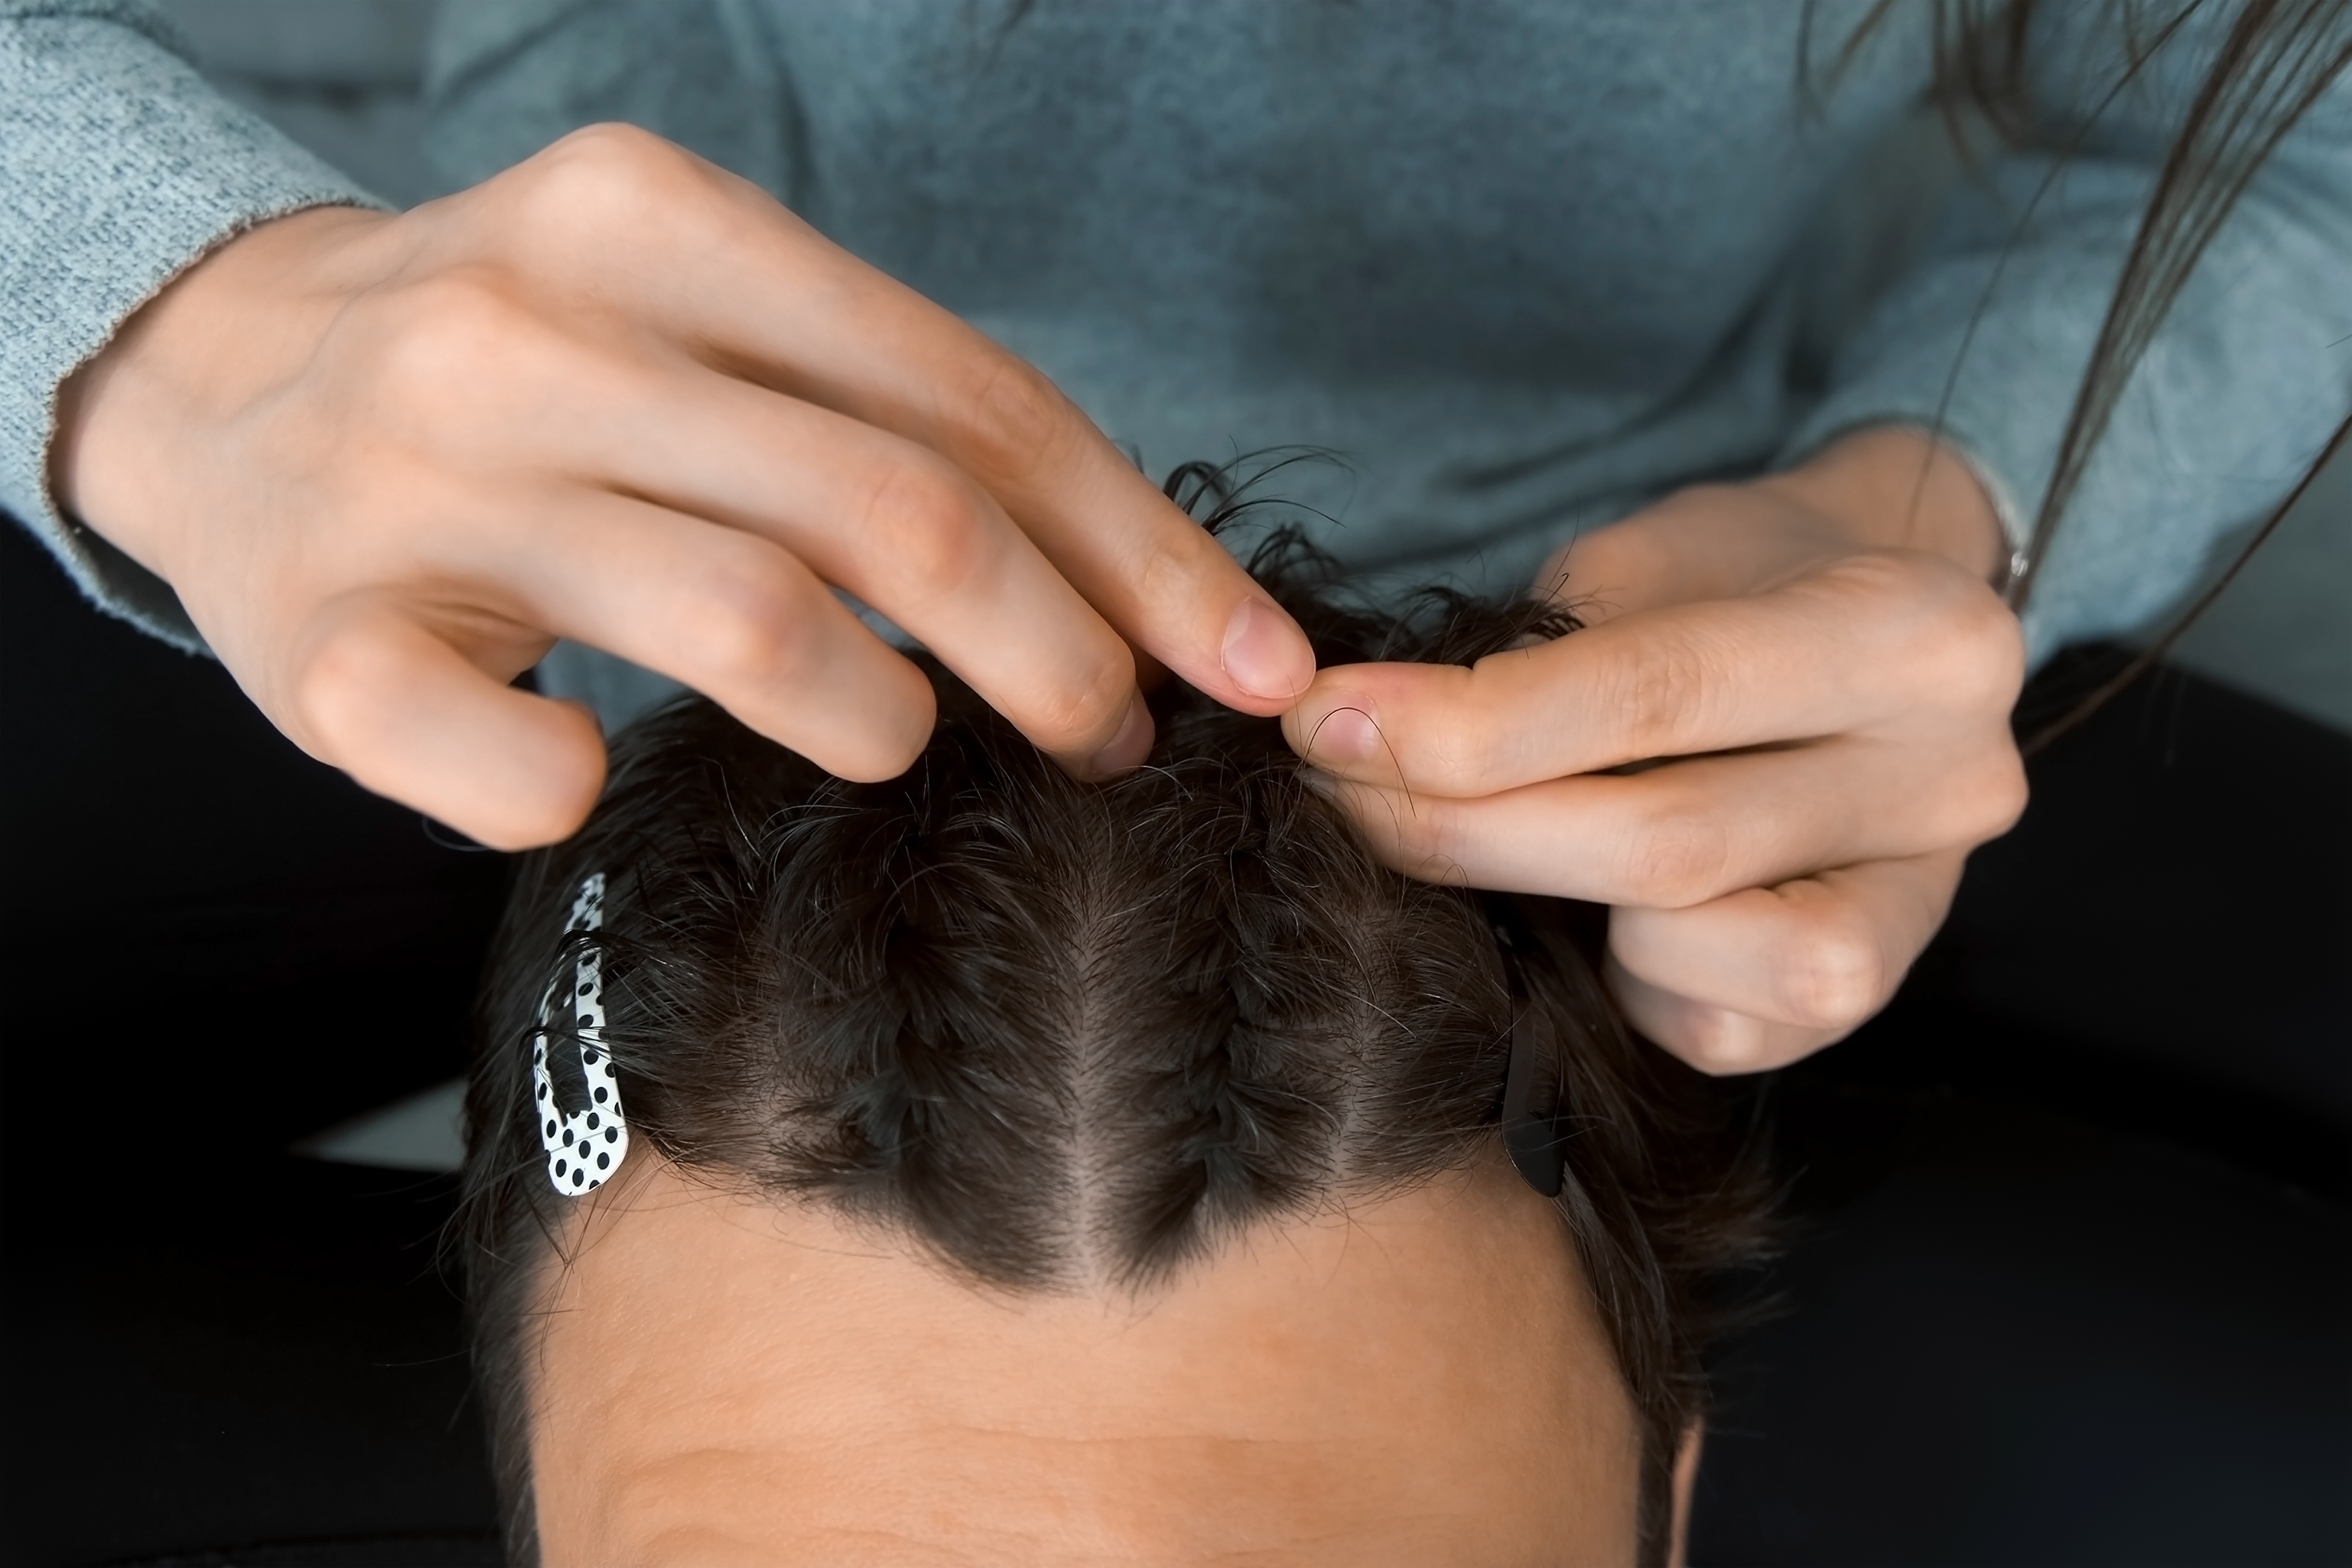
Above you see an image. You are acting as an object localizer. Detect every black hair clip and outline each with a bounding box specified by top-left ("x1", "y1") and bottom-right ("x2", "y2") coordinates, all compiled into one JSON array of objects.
[{"x1": 1494, "y1": 917, "x2": 1568, "y2": 1198}]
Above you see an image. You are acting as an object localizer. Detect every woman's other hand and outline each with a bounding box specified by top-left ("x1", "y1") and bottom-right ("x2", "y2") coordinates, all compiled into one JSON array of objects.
[
  {"x1": 52, "y1": 124, "x2": 1313, "y2": 850},
  {"x1": 1287, "y1": 428, "x2": 2028, "y2": 1073}
]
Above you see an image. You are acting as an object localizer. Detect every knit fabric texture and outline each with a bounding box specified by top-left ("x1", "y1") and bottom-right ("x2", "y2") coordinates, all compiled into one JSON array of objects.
[{"x1": 7, "y1": 0, "x2": 2349, "y2": 662}]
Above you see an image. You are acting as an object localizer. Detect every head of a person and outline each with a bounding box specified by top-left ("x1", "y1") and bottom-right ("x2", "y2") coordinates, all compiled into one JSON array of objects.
[{"x1": 463, "y1": 481, "x2": 1772, "y2": 1566}]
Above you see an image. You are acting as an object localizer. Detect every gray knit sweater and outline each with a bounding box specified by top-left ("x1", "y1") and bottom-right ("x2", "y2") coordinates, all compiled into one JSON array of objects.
[{"x1": 6, "y1": 0, "x2": 2348, "y2": 665}]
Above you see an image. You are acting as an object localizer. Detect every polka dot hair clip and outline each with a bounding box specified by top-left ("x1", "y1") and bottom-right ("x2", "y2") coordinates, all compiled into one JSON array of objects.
[{"x1": 532, "y1": 872, "x2": 629, "y2": 1196}]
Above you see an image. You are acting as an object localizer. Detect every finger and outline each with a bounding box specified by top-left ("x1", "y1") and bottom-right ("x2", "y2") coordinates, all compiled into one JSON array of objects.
[
  {"x1": 529, "y1": 128, "x2": 1317, "y2": 714},
  {"x1": 1284, "y1": 553, "x2": 2019, "y2": 795},
  {"x1": 571, "y1": 369, "x2": 1152, "y2": 776},
  {"x1": 1307, "y1": 740, "x2": 2017, "y2": 909},
  {"x1": 1605, "y1": 849, "x2": 1968, "y2": 1075},
  {"x1": 1600, "y1": 961, "x2": 1844, "y2": 1078},
  {"x1": 1531, "y1": 480, "x2": 1862, "y2": 626},
  {"x1": 285, "y1": 601, "x2": 607, "y2": 851},
  {"x1": 445, "y1": 488, "x2": 943, "y2": 784},
  {"x1": 724, "y1": 262, "x2": 1318, "y2": 714}
]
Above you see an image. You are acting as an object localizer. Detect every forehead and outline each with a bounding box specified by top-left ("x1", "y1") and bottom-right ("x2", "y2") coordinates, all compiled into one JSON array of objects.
[{"x1": 529, "y1": 1156, "x2": 1639, "y2": 1564}]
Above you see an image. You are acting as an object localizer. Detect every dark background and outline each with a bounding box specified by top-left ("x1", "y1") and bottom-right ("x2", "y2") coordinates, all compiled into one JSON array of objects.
[
  {"x1": 1, "y1": 518, "x2": 504, "y2": 1566},
  {"x1": 3, "y1": 509, "x2": 2346, "y2": 1565}
]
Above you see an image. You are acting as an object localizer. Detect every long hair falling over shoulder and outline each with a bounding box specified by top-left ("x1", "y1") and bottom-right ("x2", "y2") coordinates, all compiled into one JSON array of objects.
[{"x1": 1812, "y1": 0, "x2": 2352, "y2": 747}]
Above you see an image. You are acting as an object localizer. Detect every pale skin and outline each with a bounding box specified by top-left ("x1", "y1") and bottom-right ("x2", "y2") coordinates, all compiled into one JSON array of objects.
[
  {"x1": 529, "y1": 1150, "x2": 1690, "y2": 1566},
  {"x1": 53, "y1": 125, "x2": 2027, "y2": 1074},
  {"x1": 1287, "y1": 427, "x2": 2028, "y2": 1072}
]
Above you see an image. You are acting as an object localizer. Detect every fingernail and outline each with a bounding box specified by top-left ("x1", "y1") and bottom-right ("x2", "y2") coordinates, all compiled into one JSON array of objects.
[
  {"x1": 1305, "y1": 704, "x2": 1379, "y2": 764},
  {"x1": 1221, "y1": 598, "x2": 1309, "y2": 703},
  {"x1": 1083, "y1": 691, "x2": 1154, "y2": 779}
]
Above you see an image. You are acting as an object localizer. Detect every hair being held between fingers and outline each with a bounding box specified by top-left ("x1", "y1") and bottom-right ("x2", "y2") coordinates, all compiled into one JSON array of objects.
[{"x1": 47, "y1": 125, "x2": 1319, "y2": 851}]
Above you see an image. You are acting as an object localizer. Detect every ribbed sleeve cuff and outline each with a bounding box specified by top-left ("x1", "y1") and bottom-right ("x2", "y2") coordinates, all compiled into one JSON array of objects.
[
  {"x1": 1778, "y1": 137, "x2": 2351, "y2": 666},
  {"x1": 1775, "y1": 175, "x2": 2126, "y2": 664},
  {"x1": 1, "y1": 4, "x2": 389, "y2": 650}
]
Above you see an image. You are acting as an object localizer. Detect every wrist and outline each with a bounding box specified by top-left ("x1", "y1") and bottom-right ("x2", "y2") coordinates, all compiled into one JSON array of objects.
[
  {"x1": 1754, "y1": 426, "x2": 2009, "y2": 584},
  {"x1": 51, "y1": 205, "x2": 392, "y2": 579}
]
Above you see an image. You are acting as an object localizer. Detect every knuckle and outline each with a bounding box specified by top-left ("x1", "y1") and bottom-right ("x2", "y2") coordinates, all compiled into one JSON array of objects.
[
  {"x1": 525, "y1": 122, "x2": 683, "y2": 217},
  {"x1": 865, "y1": 714, "x2": 935, "y2": 782},
  {"x1": 366, "y1": 269, "x2": 543, "y2": 405},
  {"x1": 1400, "y1": 700, "x2": 1506, "y2": 797},
  {"x1": 856, "y1": 457, "x2": 994, "y2": 601},
  {"x1": 1044, "y1": 667, "x2": 1134, "y2": 752},
  {"x1": 1405, "y1": 796, "x2": 1473, "y2": 868},
  {"x1": 1923, "y1": 585, "x2": 2027, "y2": 711},
  {"x1": 1602, "y1": 629, "x2": 1720, "y2": 761},
  {"x1": 464, "y1": 723, "x2": 609, "y2": 852},
  {"x1": 285, "y1": 622, "x2": 393, "y2": 759},
  {"x1": 512, "y1": 760, "x2": 605, "y2": 849},
  {"x1": 1615, "y1": 805, "x2": 1732, "y2": 907},
  {"x1": 821, "y1": 703, "x2": 933, "y2": 786},
  {"x1": 1836, "y1": 553, "x2": 2025, "y2": 713},
  {"x1": 686, "y1": 565, "x2": 827, "y2": 689},
  {"x1": 1355, "y1": 794, "x2": 1469, "y2": 885},
  {"x1": 1917, "y1": 740, "x2": 2030, "y2": 849},
  {"x1": 1671, "y1": 1009, "x2": 1775, "y2": 1077},
  {"x1": 1775, "y1": 913, "x2": 1891, "y2": 1032},
  {"x1": 954, "y1": 353, "x2": 1077, "y2": 482},
  {"x1": 1987, "y1": 749, "x2": 2030, "y2": 833},
  {"x1": 1036, "y1": 657, "x2": 1136, "y2": 750},
  {"x1": 1815, "y1": 548, "x2": 1921, "y2": 606},
  {"x1": 1963, "y1": 746, "x2": 2031, "y2": 841}
]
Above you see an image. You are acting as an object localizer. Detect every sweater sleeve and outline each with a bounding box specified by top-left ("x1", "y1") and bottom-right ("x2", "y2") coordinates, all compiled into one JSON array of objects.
[
  {"x1": 0, "y1": 0, "x2": 387, "y2": 650},
  {"x1": 1780, "y1": 5, "x2": 2352, "y2": 665}
]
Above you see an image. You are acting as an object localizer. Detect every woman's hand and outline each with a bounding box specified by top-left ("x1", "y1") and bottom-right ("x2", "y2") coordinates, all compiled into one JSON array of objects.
[
  {"x1": 1287, "y1": 428, "x2": 2028, "y2": 1073},
  {"x1": 52, "y1": 124, "x2": 1313, "y2": 850}
]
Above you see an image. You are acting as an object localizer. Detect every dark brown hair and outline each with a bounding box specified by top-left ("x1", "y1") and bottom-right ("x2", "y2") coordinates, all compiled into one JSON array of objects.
[{"x1": 460, "y1": 470, "x2": 1774, "y2": 1566}]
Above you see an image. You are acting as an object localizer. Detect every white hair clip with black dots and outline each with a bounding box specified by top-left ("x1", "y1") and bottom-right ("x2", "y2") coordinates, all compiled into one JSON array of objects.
[{"x1": 533, "y1": 872, "x2": 629, "y2": 1196}]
